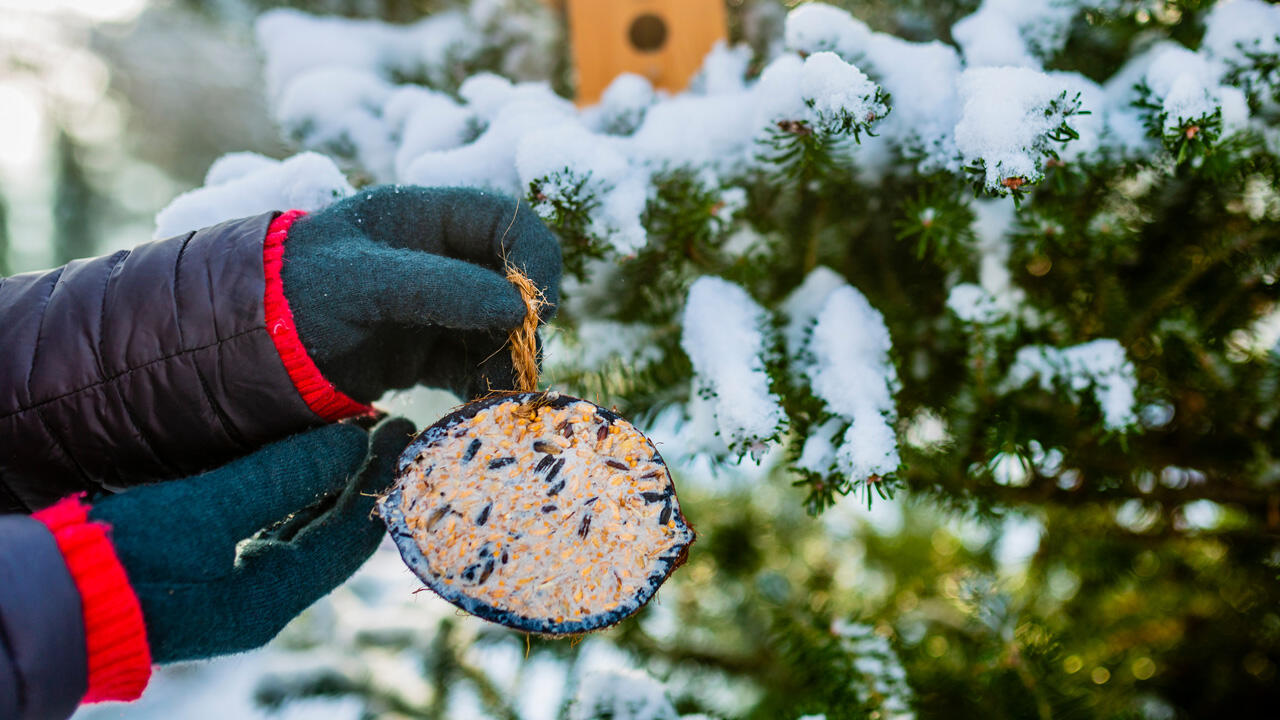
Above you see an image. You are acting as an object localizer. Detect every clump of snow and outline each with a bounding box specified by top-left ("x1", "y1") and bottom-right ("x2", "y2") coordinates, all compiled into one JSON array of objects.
[
  {"x1": 955, "y1": 66, "x2": 1086, "y2": 191},
  {"x1": 951, "y1": 1, "x2": 1125, "y2": 69},
  {"x1": 515, "y1": 122, "x2": 649, "y2": 255},
  {"x1": 689, "y1": 41, "x2": 752, "y2": 95},
  {"x1": 680, "y1": 276, "x2": 786, "y2": 458},
  {"x1": 787, "y1": 4, "x2": 964, "y2": 173},
  {"x1": 830, "y1": 619, "x2": 915, "y2": 720},
  {"x1": 382, "y1": 86, "x2": 474, "y2": 180},
  {"x1": 1143, "y1": 45, "x2": 1250, "y2": 135},
  {"x1": 1004, "y1": 339, "x2": 1139, "y2": 430},
  {"x1": 543, "y1": 321, "x2": 663, "y2": 375},
  {"x1": 255, "y1": 4, "x2": 551, "y2": 101},
  {"x1": 784, "y1": 269, "x2": 901, "y2": 484},
  {"x1": 807, "y1": 287, "x2": 901, "y2": 481},
  {"x1": 405, "y1": 79, "x2": 575, "y2": 192},
  {"x1": 154, "y1": 152, "x2": 353, "y2": 239},
  {"x1": 784, "y1": 2, "x2": 872, "y2": 59},
  {"x1": 947, "y1": 283, "x2": 1006, "y2": 325},
  {"x1": 274, "y1": 67, "x2": 397, "y2": 179},
  {"x1": 952, "y1": 0, "x2": 1073, "y2": 69},
  {"x1": 584, "y1": 73, "x2": 657, "y2": 136},
  {"x1": 1201, "y1": 0, "x2": 1280, "y2": 70},
  {"x1": 798, "y1": 51, "x2": 887, "y2": 128},
  {"x1": 780, "y1": 266, "x2": 847, "y2": 359},
  {"x1": 796, "y1": 418, "x2": 843, "y2": 475},
  {"x1": 203, "y1": 151, "x2": 278, "y2": 186},
  {"x1": 569, "y1": 669, "x2": 678, "y2": 720},
  {"x1": 753, "y1": 52, "x2": 886, "y2": 137}
]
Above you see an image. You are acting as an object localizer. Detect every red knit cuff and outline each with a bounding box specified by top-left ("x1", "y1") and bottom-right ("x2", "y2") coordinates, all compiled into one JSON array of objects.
[
  {"x1": 32, "y1": 495, "x2": 151, "y2": 703},
  {"x1": 264, "y1": 210, "x2": 375, "y2": 422}
]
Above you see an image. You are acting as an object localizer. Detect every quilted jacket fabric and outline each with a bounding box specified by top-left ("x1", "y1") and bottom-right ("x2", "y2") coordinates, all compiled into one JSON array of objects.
[{"x1": 0, "y1": 212, "x2": 325, "y2": 513}]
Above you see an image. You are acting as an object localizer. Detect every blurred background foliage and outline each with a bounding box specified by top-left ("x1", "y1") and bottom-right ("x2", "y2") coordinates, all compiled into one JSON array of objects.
[{"x1": 3, "y1": 1, "x2": 1277, "y2": 719}]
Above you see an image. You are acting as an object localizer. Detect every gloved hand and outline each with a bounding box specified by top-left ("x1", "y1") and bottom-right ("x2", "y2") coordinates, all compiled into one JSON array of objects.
[
  {"x1": 281, "y1": 185, "x2": 562, "y2": 403},
  {"x1": 85, "y1": 417, "x2": 413, "y2": 662}
]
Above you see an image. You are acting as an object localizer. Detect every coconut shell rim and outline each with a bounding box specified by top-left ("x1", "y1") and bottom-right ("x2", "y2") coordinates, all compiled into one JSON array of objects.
[{"x1": 378, "y1": 391, "x2": 694, "y2": 636}]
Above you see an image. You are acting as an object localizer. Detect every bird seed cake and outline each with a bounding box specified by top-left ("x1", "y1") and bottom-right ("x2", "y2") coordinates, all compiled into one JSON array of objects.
[{"x1": 378, "y1": 391, "x2": 695, "y2": 635}]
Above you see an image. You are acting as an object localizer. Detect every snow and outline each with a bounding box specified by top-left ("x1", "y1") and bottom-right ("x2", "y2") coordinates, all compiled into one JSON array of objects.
[
  {"x1": 807, "y1": 286, "x2": 901, "y2": 482},
  {"x1": 1144, "y1": 45, "x2": 1232, "y2": 132},
  {"x1": 583, "y1": 73, "x2": 656, "y2": 136},
  {"x1": 690, "y1": 41, "x2": 752, "y2": 96},
  {"x1": 947, "y1": 283, "x2": 1006, "y2": 325},
  {"x1": 254, "y1": 8, "x2": 886, "y2": 254},
  {"x1": 796, "y1": 418, "x2": 843, "y2": 475},
  {"x1": 951, "y1": 1, "x2": 1123, "y2": 69},
  {"x1": 254, "y1": 7, "x2": 484, "y2": 100},
  {"x1": 570, "y1": 669, "x2": 679, "y2": 720},
  {"x1": 154, "y1": 152, "x2": 353, "y2": 239},
  {"x1": 1201, "y1": 0, "x2": 1280, "y2": 70},
  {"x1": 785, "y1": 4, "x2": 961, "y2": 171},
  {"x1": 829, "y1": 620, "x2": 914, "y2": 720},
  {"x1": 515, "y1": 122, "x2": 649, "y2": 254},
  {"x1": 203, "y1": 152, "x2": 278, "y2": 186},
  {"x1": 1004, "y1": 339, "x2": 1139, "y2": 430},
  {"x1": 783, "y1": 269, "x2": 901, "y2": 484},
  {"x1": 779, "y1": 265, "x2": 847, "y2": 359},
  {"x1": 952, "y1": 0, "x2": 1075, "y2": 69},
  {"x1": 403, "y1": 83, "x2": 575, "y2": 192},
  {"x1": 784, "y1": 2, "x2": 872, "y2": 60},
  {"x1": 798, "y1": 51, "x2": 886, "y2": 126},
  {"x1": 273, "y1": 67, "x2": 396, "y2": 178},
  {"x1": 543, "y1": 321, "x2": 663, "y2": 375},
  {"x1": 382, "y1": 86, "x2": 474, "y2": 180},
  {"x1": 954, "y1": 66, "x2": 1084, "y2": 191},
  {"x1": 680, "y1": 276, "x2": 786, "y2": 458},
  {"x1": 859, "y1": 36, "x2": 963, "y2": 170}
]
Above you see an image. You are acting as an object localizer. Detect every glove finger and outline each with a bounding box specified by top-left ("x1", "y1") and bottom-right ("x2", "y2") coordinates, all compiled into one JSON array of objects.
[
  {"x1": 90, "y1": 424, "x2": 368, "y2": 581},
  {"x1": 426, "y1": 187, "x2": 561, "y2": 318},
  {"x1": 433, "y1": 328, "x2": 523, "y2": 399},
  {"x1": 352, "y1": 415, "x2": 417, "y2": 499},
  {"x1": 318, "y1": 242, "x2": 528, "y2": 331},
  {"x1": 221, "y1": 418, "x2": 415, "y2": 629},
  {"x1": 339, "y1": 186, "x2": 561, "y2": 318},
  {"x1": 264, "y1": 416, "x2": 404, "y2": 542},
  {"x1": 487, "y1": 196, "x2": 562, "y2": 321}
]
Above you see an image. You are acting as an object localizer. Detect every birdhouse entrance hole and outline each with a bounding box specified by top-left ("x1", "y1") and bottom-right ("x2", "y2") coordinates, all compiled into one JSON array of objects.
[{"x1": 628, "y1": 14, "x2": 668, "y2": 52}]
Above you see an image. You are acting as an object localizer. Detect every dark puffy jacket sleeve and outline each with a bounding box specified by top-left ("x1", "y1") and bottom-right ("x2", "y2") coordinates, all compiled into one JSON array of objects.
[
  {"x1": 0, "y1": 212, "x2": 369, "y2": 513},
  {"x1": 0, "y1": 514, "x2": 87, "y2": 720}
]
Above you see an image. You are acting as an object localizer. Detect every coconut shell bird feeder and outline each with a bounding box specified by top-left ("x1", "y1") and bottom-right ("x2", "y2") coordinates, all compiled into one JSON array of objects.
[{"x1": 378, "y1": 268, "x2": 695, "y2": 635}]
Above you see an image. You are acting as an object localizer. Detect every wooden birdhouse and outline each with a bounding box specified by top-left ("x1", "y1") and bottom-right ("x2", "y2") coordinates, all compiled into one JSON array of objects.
[{"x1": 553, "y1": 0, "x2": 728, "y2": 106}]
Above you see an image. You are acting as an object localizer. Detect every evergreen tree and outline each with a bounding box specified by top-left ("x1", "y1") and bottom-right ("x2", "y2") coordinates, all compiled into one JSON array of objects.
[
  {"x1": 53, "y1": 131, "x2": 100, "y2": 265},
  {"x1": 159, "y1": 1, "x2": 1280, "y2": 717}
]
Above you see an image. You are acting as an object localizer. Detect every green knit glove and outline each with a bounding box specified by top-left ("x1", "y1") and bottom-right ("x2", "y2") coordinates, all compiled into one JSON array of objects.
[
  {"x1": 282, "y1": 185, "x2": 562, "y2": 403},
  {"x1": 88, "y1": 418, "x2": 415, "y2": 663}
]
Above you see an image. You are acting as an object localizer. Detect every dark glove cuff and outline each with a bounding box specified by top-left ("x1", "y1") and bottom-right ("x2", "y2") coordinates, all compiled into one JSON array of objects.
[
  {"x1": 33, "y1": 495, "x2": 152, "y2": 703},
  {"x1": 265, "y1": 210, "x2": 377, "y2": 421}
]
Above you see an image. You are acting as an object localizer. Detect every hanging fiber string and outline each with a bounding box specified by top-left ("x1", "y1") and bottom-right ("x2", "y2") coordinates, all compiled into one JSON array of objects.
[{"x1": 504, "y1": 264, "x2": 546, "y2": 393}]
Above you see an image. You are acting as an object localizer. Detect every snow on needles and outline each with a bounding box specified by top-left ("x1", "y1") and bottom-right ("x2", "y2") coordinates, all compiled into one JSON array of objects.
[
  {"x1": 1202, "y1": 0, "x2": 1280, "y2": 70},
  {"x1": 569, "y1": 669, "x2": 680, "y2": 720},
  {"x1": 252, "y1": 8, "x2": 887, "y2": 254},
  {"x1": 955, "y1": 67, "x2": 1085, "y2": 191},
  {"x1": 784, "y1": 269, "x2": 901, "y2": 484},
  {"x1": 1004, "y1": 339, "x2": 1139, "y2": 431},
  {"x1": 798, "y1": 51, "x2": 886, "y2": 128},
  {"x1": 680, "y1": 277, "x2": 785, "y2": 459}
]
